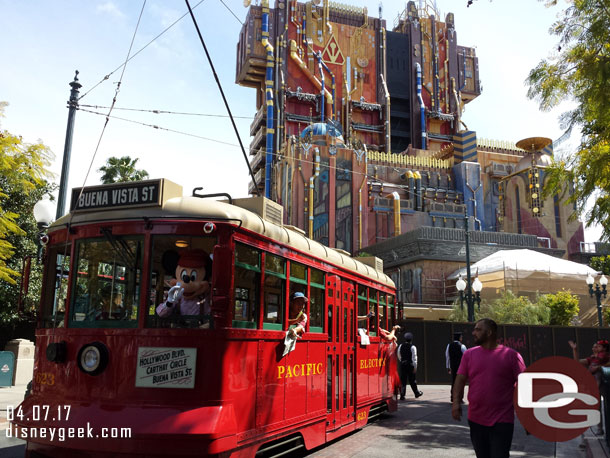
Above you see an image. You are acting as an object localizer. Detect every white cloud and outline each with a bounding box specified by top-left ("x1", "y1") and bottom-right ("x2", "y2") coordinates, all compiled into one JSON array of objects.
[{"x1": 96, "y1": 1, "x2": 125, "y2": 18}]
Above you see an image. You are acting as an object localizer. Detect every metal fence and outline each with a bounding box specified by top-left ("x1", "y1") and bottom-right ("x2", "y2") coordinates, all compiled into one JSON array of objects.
[{"x1": 399, "y1": 319, "x2": 610, "y2": 385}]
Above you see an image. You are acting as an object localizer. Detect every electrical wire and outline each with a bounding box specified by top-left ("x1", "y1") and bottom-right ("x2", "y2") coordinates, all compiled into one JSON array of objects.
[
  {"x1": 78, "y1": 1, "x2": 147, "y2": 192},
  {"x1": 218, "y1": 0, "x2": 242, "y2": 24},
  {"x1": 79, "y1": 104, "x2": 253, "y2": 119},
  {"x1": 185, "y1": 0, "x2": 260, "y2": 196},
  {"x1": 79, "y1": 107, "x2": 245, "y2": 148},
  {"x1": 78, "y1": 106, "x2": 461, "y2": 200},
  {"x1": 77, "y1": 110, "x2": 559, "y2": 232},
  {"x1": 78, "y1": 0, "x2": 207, "y2": 102},
  {"x1": 54, "y1": 0, "x2": 148, "y2": 329}
]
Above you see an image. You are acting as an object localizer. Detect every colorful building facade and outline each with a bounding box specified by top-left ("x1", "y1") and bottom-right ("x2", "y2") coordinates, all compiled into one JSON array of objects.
[{"x1": 235, "y1": 0, "x2": 584, "y2": 306}]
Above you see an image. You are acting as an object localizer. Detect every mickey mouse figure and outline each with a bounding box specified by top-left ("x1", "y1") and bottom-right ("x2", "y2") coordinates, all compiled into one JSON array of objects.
[{"x1": 156, "y1": 249, "x2": 212, "y2": 319}]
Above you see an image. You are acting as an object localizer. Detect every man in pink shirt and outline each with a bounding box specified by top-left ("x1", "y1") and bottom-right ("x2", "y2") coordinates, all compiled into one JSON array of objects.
[{"x1": 451, "y1": 318, "x2": 525, "y2": 458}]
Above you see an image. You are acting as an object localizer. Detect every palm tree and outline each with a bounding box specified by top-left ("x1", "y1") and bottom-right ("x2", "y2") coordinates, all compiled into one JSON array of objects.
[{"x1": 98, "y1": 156, "x2": 149, "y2": 184}]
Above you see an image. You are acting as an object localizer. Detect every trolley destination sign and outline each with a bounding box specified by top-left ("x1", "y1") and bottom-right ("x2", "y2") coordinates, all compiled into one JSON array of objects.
[
  {"x1": 136, "y1": 347, "x2": 197, "y2": 389},
  {"x1": 70, "y1": 179, "x2": 162, "y2": 212}
]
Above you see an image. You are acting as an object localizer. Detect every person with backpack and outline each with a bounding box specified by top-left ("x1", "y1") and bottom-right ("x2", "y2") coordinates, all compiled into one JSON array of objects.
[
  {"x1": 446, "y1": 332, "x2": 467, "y2": 402},
  {"x1": 397, "y1": 332, "x2": 423, "y2": 400}
]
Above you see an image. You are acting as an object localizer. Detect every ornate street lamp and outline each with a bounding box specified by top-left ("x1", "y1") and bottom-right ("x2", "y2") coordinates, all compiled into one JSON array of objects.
[
  {"x1": 586, "y1": 273, "x2": 608, "y2": 327},
  {"x1": 33, "y1": 198, "x2": 55, "y2": 262},
  {"x1": 456, "y1": 274, "x2": 482, "y2": 321}
]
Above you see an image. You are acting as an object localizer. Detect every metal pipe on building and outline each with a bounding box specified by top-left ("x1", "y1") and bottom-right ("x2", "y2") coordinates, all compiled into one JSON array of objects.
[
  {"x1": 415, "y1": 63, "x2": 427, "y2": 150},
  {"x1": 389, "y1": 192, "x2": 401, "y2": 236},
  {"x1": 380, "y1": 73, "x2": 391, "y2": 154},
  {"x1": 308, "y1": 149, "x2": 321, "y2": 238},
  {"x1": 261, "y1": 1, "x2": 275, "y2": 199}
]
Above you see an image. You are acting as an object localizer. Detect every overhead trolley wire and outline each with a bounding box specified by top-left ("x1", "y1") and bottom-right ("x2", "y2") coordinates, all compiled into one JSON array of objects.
[
  {"x1": 78, "y1": 0, "x2": 207, "y2": 102},
  {"x1": 218, "y1": 0, "x2": 243, "y2": 25},
  {"x1": 54, "y1": 0, "x2": 148, "y2": 328},
  {"x1": 77, "y1": 106, "x2": 553, "y2": 233},
  {"x1": 79, "y1": 107, "x2": 244, "y2": 148},
  {"x1": 184, "y1": 0, "x2": 260, "y2": 196},
  {"x1": 79, "y1": 104, "x2": 254, "y2": 120},
  {"x1": 78, "y1": 0, "x2": 147, "y2": 191}
]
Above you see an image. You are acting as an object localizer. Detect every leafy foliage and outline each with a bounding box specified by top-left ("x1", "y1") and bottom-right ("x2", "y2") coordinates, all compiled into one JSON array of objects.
[
  {"x1": 0, "y1": 103, "x2": 53, "y2": 283},
  {"x1": 526, "y1": 0, "x2": 610, "y2": 239},
  {"x1": 0, "y1": 102, "x2": 55, "y2": 323},
  {"x1": 537, "y1": 290, "x2": 580, "y2": 325},
  {"x1": 449, "y1": 290, "x2": 551, "y2": 325},
  {"x1": 98, "y1": 156, "x2": 149, "y2": 184},
  {"x1": 590, "y1": 255, "x2": 610, "y2": 275}
]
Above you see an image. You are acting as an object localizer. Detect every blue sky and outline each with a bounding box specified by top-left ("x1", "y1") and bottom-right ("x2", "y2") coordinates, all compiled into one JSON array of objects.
[{"x1": 1, "y1": 0, "x2": 598, "y2": 240}]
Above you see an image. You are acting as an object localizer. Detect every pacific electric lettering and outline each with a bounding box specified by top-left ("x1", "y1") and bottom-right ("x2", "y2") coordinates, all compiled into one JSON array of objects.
[
  {"x1": 77, "y1": 186, "x2": 157, "y2": 208},
  {"x1": 278, "y1": 363, "x2": 323, "y2": 379},
  {"x1": 360, "y1": 358, "x2": 386, "y2": 369}
]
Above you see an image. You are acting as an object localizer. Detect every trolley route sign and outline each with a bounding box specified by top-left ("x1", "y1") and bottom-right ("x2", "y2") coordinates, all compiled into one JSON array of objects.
[
  {"x1": 70, "y1": 179, "x2": 162, "y2": 212},
  {"x1": 136, "y1": 347, "x2": 197, "y2": 389}
]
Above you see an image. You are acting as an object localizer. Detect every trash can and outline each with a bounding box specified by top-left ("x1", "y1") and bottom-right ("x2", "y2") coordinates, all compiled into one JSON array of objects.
[
  {"x1": 0, "y1": 351, "x2": 15, "y2": 386},
  {"x1": 601, "y1": 366, "x2": 610, "y2": 446}
]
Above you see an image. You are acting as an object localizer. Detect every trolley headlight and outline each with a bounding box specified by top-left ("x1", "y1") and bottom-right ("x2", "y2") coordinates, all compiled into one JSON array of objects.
[{"x1": 77, "y1": 342, "x2": 109, "y2": 376}]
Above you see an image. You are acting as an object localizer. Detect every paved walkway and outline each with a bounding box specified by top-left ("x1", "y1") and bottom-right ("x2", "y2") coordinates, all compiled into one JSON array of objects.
[{"x1": 307, "y1": 385, "x2": 608, "y2": 457}]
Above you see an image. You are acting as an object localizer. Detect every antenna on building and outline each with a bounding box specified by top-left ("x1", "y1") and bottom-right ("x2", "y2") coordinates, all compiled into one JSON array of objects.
[{"x1": 379, "y1": 2, "x2": 382, "y2": 20}]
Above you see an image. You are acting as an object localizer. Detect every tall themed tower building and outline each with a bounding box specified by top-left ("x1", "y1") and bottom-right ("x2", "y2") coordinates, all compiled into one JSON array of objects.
[{"x1": 235, "y1": 0, "x2": 584, "y2": 304}]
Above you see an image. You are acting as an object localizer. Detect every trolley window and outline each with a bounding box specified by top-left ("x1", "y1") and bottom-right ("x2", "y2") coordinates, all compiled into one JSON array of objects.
[
  {"x1": 357, "y1": 285, "x2": 368, "y2": 333},
  {"x1": 309, "y1": 268, "x2": 325, "y2": 332},
  {"x1": 70, "y1": 236, "x2": 143, "y2": 328},
  {"x1": 41, "y1": 244, "x2": 71, "y2": 328},
  {"x1": 233, "y1": 243, "x2": 261, "y2": 329},
  {"x1": 147, "y1": 235, "x2": 216, "y2": 328},
  {"x1": 289, "y1": 262, "x2": 307, "y2": 330},
  {"x1": 378, "y1": 293, "x2": 386, "y2": 331},
  {"x1": 368, "y1": 288, "x2": 377, "y2": 336},
  {"x1": 388, "y1": 295, "x2": 395, "y2": 326},
  {"x1": 263, "y1": 253, "x2": 285, "y2": 330}
]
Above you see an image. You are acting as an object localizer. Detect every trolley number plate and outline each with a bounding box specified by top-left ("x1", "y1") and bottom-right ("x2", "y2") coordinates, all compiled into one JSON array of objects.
[
  {"x1": 356, "y1": 411, "x2": 367, "y2": 421},
  {"x1": 35, "y1": 372, "x2": 55, "y2": 386}
]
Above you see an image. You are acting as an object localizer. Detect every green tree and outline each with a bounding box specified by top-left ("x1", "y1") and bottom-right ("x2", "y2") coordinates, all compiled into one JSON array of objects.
[
  {"x1": 590, "y1": 255, "x2": 610, "y2": 275},
  {"x1": 537, "y1": 290, "x2": 580, "y2": 325},
  {"x1": 526, "y1": 0, "x2": 610, "y2": 239},
  {"x1": 0, "y1": 102, "x2": 55, "y2": 322},
  {"x1": 98, "y1": 156, "x2": 149, "y2": 184},
  {"x1": 449, "y1": 290, "x2": 551, "y2": 325}
]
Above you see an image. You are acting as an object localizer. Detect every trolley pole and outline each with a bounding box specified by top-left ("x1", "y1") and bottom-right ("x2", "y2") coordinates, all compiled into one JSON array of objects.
[{"x1": 56, "y1": 71, "x2": 81, "y2": 221}]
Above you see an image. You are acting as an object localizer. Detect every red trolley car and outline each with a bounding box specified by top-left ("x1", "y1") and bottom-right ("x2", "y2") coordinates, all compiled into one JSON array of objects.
[{"x1": 14, "y1": 179, "x2": 398, "y2": 457}]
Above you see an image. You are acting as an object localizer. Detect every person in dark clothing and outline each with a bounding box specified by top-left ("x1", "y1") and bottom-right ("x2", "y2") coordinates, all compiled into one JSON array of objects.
[
  {"x1": 446, "y1": 332, "x2": 467, "y2": 402},
  {"x1": 397, "y1": 332, "x2": 423, "y2": 400}
]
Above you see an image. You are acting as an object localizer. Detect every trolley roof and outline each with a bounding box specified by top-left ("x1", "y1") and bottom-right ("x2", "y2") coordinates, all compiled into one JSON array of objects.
[{"x1": 51, "y1": 181, "x2": 395, "y2": 289}]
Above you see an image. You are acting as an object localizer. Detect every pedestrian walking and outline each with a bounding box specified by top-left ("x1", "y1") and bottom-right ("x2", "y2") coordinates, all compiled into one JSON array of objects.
[
  {"x1": 446, "y1": 332, "x2": 467, "y2": 402},
  {"x1": 451, "y1": 318, "x2": 525, "y2": 458},
  {"x1": 397, "y1": 332, "x2": 423, "y2": 400}
]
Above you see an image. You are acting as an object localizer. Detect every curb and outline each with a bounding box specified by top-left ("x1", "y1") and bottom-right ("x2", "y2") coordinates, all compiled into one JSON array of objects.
[{"x1": 586, "y1": 434, "x2": 610, "y2": 458}]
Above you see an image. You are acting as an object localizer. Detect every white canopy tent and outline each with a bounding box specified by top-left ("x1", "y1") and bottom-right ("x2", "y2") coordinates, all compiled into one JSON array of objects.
[
  {"x1": 448, "y1": 249, "x2": 602, "y2": 325},
  {"x1": 449, "y1": 249, "x2": 598, "y2": 279}
]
